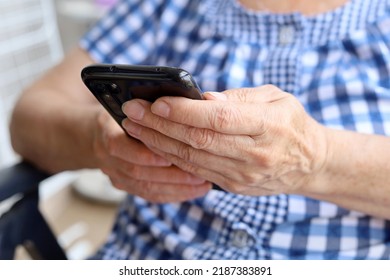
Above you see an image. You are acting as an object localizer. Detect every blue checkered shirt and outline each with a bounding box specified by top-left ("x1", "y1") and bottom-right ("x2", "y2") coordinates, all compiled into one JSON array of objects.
[{"x1": 80, "y1": 0, "x2": 390, "y2": 259}]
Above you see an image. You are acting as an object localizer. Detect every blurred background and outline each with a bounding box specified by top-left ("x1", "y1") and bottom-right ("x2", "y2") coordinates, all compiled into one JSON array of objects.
[
  {"x1": 0, "y1": 0, "x2": 125, "y2": 259},
  {"x1": 0, "y1": 0, "x2": 117, "y2": 168}
]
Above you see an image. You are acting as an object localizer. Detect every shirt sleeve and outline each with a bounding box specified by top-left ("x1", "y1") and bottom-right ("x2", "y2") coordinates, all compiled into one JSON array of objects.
[{"x1": 79, "y1": 0, "x2": 167, "y2": 64}]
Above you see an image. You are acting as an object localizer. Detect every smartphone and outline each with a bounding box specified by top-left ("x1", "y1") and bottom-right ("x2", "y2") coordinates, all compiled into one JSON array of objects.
[
  {"x1": 81, "y1": 64, "x2": 224, "y2": 192},
  {"x1": 81, "y1": 64, "x2": 203, "y2": 125}
]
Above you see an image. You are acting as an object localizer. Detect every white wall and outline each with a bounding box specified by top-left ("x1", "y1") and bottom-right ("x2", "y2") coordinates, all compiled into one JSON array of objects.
[
  {"x1": 0, "y1": 0, "x2": 114, "y2": 168},
  {"x1": 0, "y1": 0, "x2": 63, "y2": 168}
]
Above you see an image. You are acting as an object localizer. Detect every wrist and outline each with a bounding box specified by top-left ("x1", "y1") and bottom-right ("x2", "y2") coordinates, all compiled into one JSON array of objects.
[
  {"x1": 295, "y1": 122, "x2": 334, "y2": 197},
  {"x1": 299, "y1": 125, "x2": 360, "y2": 200}
]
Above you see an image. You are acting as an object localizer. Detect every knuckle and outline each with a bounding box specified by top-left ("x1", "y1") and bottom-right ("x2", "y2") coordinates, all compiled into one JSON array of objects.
[
  {"x1": 240, "y1": 172, "x2": 262, "y2": 188},
  {"x1": 186, "y1": 127, "x2": 215, "y2": 150},
  {"x1": 256, "y1": 118, "x2": 268, "y2": 135},
  {"x1": 257, "y1": 154, "x2": 275, "y2": 169},
  {"x1": 223, "y1": 180, "x2": 247, "y2": 194},
  {"x1": 149, "y1": 129, "x2": 166, "y2": 149},
  {"x1": 210, "y1": 106, "x2": 240, "y2": 131},
  {"x1": 149, "y1": 117, "x2": 165, "y2": 137},
  {"x1": 260, "y1": 84, "x2": 279, "y2": 93},
  {"x1": 177, "y1": 143, "x2": 194, "y2": 162},
  {"x1": 243, "y1": 172, "x2": 272, "y2": 189},
  {"x1": 228, "y1": 169, "x2": 261, "y2": 190},
  {"x1": 225, "y1": 87, "x2": 255, "y2": 102},
  {"x1": 182, "y1": 163, "x2": 199, "y2": 175},
  {"x1": 250, "y1": 147, "x2": 276, "y2": 169},
  {"x1": 125, "y1": 165, "x2": 142, "y2": 180},
  {"x1": 174, "y1": 155, "x2": 199, "y2": 175}
]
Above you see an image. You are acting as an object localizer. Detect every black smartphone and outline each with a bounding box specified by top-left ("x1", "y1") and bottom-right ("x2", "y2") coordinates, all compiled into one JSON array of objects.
[
  {"x1": 81, "y1": 64, "x2": 203, "y2": 125},
  {"x1": 81, "y1": 64, "x2": 224, "y2": 192}
]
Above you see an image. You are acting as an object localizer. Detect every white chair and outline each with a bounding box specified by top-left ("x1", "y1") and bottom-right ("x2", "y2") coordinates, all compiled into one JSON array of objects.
[{"x1": 0, "y1": 0, "x2": 63, "y2": 169}]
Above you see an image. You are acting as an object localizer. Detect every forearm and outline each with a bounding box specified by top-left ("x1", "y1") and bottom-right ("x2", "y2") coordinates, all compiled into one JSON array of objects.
[
  {"x1": 10, "y1": 87, "x2": 101, "y2": 173},
  {"x1": 9, "y1": 47, "x2": 101, "y2": 173},
  {"x1": 304, "y1": 128, "x2": 390, "y2": 219}
]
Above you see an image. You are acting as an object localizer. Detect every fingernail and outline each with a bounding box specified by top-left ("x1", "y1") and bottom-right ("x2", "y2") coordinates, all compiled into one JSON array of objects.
[
  {"x1": 122, "y1": 101, "x2": 145, "y2": 120},
  {"x1": 151, "y1": 101, "x2": 170, "y2": 118},
  {"x1": 204, "y1": 91, "x2": 228, "y2": 101}
]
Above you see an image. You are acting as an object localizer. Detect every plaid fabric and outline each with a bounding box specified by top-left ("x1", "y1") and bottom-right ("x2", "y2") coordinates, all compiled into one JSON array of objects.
[{"x1": 81, "y1": 0, "x2": 390, "y2": 259}]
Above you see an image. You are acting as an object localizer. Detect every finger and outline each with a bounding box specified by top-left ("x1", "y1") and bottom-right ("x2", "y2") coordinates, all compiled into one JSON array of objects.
[
  {"x1": 111, "y1": 178, "x2": 212, "y2": 203},
  {"x1": 122, "y1": 116, "x2": 254, "y2": 159},
  {"x1": 161, "y1": 153, "x2": 278, "y2": 196},
  {"x1": 107, "y1": 131, "x2": 172, "y2": 166},
  {"x1": 96, "y1": 108, "x2": 171, "y2": 167},
  {"x1": 202, "y1": 91, "x2": 228, "y2": 101},
  {"x1": 139, "y1": 131, "x2": 281, "y2": 194},
  {"x1": 147, "y1": 85, "x2": 291, "y2": 134},
  {"x1": 122, "y1": 86, "x2": 287, "y2": 134},
  {"x1": 122, "y1": 120, "x2": 250, "y2": 180},
  {"x1": 149, "y1": 96, "x2": 267, "y2": 135},
  {"x1": 205, "y1": 86, "x2": 285, "y2": 103},
  {"x1": 118, "y1": 163, "x2": 207, "y2": 185},
  {"x1": 104, "y1": 156, "x2": 206, "y2": 185}
]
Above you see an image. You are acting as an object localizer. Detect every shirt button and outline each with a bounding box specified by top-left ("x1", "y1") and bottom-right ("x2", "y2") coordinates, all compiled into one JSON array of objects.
[
  {"x1": 231, "y1": 229, "x2": 249, "y2": 248},
  {"x1": 279, "y1": 25, "x2": 295, "y2": 45}
]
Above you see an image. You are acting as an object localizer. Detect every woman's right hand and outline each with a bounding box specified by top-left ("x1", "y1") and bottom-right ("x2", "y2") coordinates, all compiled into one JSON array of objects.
[{"x1": 92, "y1": 109, "x2": 211, "y2": 203}]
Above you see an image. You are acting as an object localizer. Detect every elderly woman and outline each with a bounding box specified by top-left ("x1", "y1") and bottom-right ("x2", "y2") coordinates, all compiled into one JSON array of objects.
[{"x1": 10, "y1": 0, "x2": 390, "y2": 259}]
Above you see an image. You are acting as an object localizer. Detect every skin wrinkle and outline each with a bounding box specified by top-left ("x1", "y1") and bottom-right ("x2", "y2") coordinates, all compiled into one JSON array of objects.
[
  {"x1": 162, "y1": 153, "x2": 230, "y2": 187},
  {"x1": 157, "y1": 134, "x2": 269, "y2": 194},
  {"x1": 209, "y1": 103, "x2": 244, "y2": 133},
  {"x1": 186, "y1": 126, "x2": 216, "y2": 151},
  {"x1": 132, "y1": 91, "x2": 316, "y2": 195},
  {"x1": 139, "y1": 86, "x2": 326, "y2": 197}
]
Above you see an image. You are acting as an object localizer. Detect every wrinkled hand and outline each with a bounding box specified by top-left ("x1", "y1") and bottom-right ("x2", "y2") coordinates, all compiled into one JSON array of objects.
[
  {"x1": 92, "y1": 109, "x2": 211, "y2": 203},
  {"x1": 122, "y1": 85, "x2": 328, "y2": 196}
]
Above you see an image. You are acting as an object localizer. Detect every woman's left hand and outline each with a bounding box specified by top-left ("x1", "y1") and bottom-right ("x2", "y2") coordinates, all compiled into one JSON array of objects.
[{"x1": 121, "y1": 85, "x2": 329, "y2": 196}]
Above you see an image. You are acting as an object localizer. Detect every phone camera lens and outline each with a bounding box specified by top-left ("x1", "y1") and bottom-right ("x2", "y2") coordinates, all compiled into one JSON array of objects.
[{"x1": 109, "y1": 83, "x2": 120, "y2": 94}]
